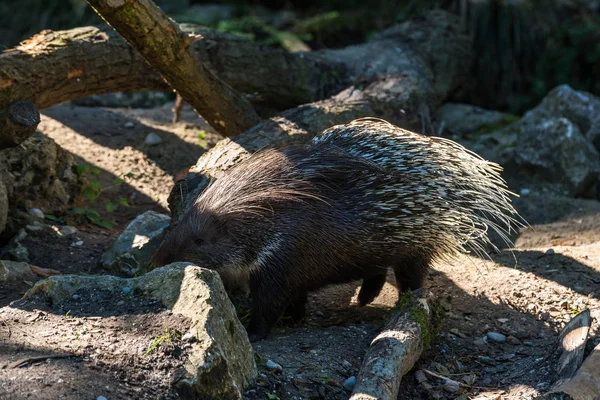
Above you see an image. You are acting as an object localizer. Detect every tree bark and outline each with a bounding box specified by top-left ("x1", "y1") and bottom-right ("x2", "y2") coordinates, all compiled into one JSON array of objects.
[
  {"x1": 350, "y1": 295, "x2": 433, "y2": 400},
  {"x1": 168, "y1": 10, "x2": 472, "y2": 221},
  {"x1": 85, "y1": 0, "x2": 260, "y2": 137},
  {"x1": 0, "y1": 101, "x2": 40, "y2": 150}
]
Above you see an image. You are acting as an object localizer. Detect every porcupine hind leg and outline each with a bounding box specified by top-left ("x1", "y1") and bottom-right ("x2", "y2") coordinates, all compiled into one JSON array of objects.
[
  {"x1": 357, "y1": 272, "x2": 387, "y2": 306},
  {"x1": 392, "y1": 255, "x2": 430, "y2": 294}
]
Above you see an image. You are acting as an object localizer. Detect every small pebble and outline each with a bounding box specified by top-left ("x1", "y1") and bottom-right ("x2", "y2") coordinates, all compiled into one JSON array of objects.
[
  {"x1": 122, "y1": 286, "x2": 131, "y2": 294},
  {"x1": 145, "y1": 132, "x2": 162, "y2": 145},
  {"x1": 313, "y1": 311, "x2": 324, "y2": 318},
  {"x1": 519, "y1": 188, "x2": 530, "y2": 196},
  {"x1": 442, "y1": 378, "x2": 460, "y2": 393},
  {"x1": 341, "y1": 359, "x2": 352, "y2": 370},
  {"x1": 545, "y1": 248, "x2": 555, "y2": 255},
  {"x1": 72, "y1": 294, "x2": 81, "y2": 301},
  {"x1": 72, "y1": 240, "x2": 83, "y2": 246},
  {"x1": 182, "y1": 332, "x2": 195, "y2": 342},
  {"x1": 97, "y1": 397, "x2": 108, "y2": 400},
  {"x1": 342, "y1": 376, "x2": 356, "y2": 391},
  {"x1": 60, "y1": 226, "x2": 78, "y2": 236},
  {"x1": 265, "y1": 360, "x2": 282, "y2": 372},
  {"x1": 28, "y1": 208, "x2": 44, "y2": 219},
  {"x1": 124, "y1": 121, "x2": 135, "y2": 129},
  {"x1": 506, "y1": 335, "x2": 521, "y2": 345},
  {"x1": 26, "y1": 225, "x2": 43, "y2": 232},
  {"x1": 487, "y1": 332, "x2": 506, "y2": 343},
  {"x1": 473, "y1": 337, "x2": 487, "y2": 346},
  {"x1": 540, "y1": 311, "x2": 551, "y2": 321}
]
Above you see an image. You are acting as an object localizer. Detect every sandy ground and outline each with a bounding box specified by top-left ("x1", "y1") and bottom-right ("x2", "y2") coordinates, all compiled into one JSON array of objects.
[{"x1": 1, "y1": 102, "x2": 599, "y2": 400}]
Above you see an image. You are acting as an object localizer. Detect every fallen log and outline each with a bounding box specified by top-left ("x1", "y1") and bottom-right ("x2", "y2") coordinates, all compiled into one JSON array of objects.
[
  {"x1": 350, "y1": 292, "x2": 433, "y2": 400},
  {"x1": 168, "y1": 10, "x2": 472, "y2": 220},
  {"x1": 86, "y1": 0, "x2": 260, "y2": 136},
  {"x1": 0, "y1": 25, "x2": 346, "y2": 113},
  {"x1": 0, "y1": 100, "x2": 40, "y2": 150}
]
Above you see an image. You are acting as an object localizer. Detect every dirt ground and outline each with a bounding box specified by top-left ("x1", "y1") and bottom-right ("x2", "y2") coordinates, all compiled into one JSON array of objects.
[{"x1": 1, "y1": 102, "x2": 599, "y2": 400}]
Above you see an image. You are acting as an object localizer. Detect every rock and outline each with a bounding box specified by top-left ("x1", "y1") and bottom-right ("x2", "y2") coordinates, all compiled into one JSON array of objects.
[
  {"x1": 508, "y1": 117, "x2": 600, "y2": 196},
  {"x1": 507, "y1": 336, "x2": 521, "y2": 345},
  {"x1": 20, "y1": 263, "x2": 257, "y2": 399},
  {"x1": 97, "y1": 396, "x2": 108, "y2": 400},
  {"x1": 59, "y1": 226, "x2": 78, "y2": 236},
  {"x1": 0, "y1": 260, "x2": 34, "y2": 282},
  {"x1": 492, "y1": 85, "x2": 600, "y2": 197},
  {"x1": 442, "y1": 378, "x2": 460, "y2": 393},
  {"x1": 27, "y1": 208, "x2": 44, "y2": 219},
  {"x1": 0, "y1": 228, "x2": 29, "y2": 261},
  {"x1": 343, "y1": 376, "x2": 356, "y2": 391},
  {"x1": 545, "y1": 248, "x2": 555, "y2": 255},
  {"x1": 0, "y1": 133, "x2": 84, "y2": 212},
  {"x1": 0, "y1": 179, "x2": 7, "y2": 234},
  {"x1": 436, "y1": 103, "x2": 518, "y2": 136},
  {"x1": 144, "y1": 132, "x2": 163, "y2": 146},
  {"x1": 100, "y1": 211, "x2": 171, "y2": 276},
  {"x1": 265, "y1": 360, "x2": 282, "y2": 373},
  {"x1": 487, "y1": 332, "x2": 507, "y2": 343},
  {"x1": 124, "y1": 121, "x2": 135, "y2": 129}
]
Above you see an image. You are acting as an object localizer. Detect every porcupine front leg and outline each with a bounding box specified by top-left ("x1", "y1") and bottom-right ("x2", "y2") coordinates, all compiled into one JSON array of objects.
[
  {"x1": 283, "y1": 291, "x2": 308, "y2": 324},
  {"x1": 246, "y1": 266, "x2": 296, "y2": 342}
]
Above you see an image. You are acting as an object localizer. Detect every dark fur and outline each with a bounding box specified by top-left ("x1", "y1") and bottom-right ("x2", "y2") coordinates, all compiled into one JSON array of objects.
[{"x1": 151, "y1": 145, "x2": 431, "y2": 341}]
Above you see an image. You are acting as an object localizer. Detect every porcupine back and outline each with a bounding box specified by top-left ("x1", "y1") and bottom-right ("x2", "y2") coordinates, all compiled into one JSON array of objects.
[{"x1": 311, "y1": 118, "x2": 523, "y2": 263}]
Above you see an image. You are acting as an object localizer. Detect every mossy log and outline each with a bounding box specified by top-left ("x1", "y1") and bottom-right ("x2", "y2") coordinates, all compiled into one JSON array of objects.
[{"x1": 350, "y1": 293, "x2": 433, "y2": 400}]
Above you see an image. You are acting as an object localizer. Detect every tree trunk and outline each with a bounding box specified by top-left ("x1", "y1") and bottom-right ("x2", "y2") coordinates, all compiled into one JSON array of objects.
[{"x1": 168, "y1": 10, "x2": 472, "y2": 221}]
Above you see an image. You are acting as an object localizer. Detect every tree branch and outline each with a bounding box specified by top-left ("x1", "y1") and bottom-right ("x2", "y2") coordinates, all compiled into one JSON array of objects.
[{"x1": 85, "y1": 0, "x2": 260, "y2": 137}]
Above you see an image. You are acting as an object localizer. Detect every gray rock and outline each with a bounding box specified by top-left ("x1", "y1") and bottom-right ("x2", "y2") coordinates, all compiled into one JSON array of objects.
[
  {"x1": 506, "y1": 336, "x2": 521, "y2": 345},
  {"x1": 0, "y1": 133, "x2": 84, "y2": 212},
  {"x1": 59, "y1": 225, "x2": 78, "y2": 236},
  {"x1": 505, "y1": 117, "x2": 600, "y2": 197},
  {"x1": 100, "y1": 211, "x2": 171, "y2": 276},
  {"x1": 436, "y1": 103, "x2": 518, "y2": 136},
  {"x1": 487, "y1": 332, "x2": 507, "y2": 343},
  {"x1": 144, "y1": 132, "x2": 163, "y2": 146},
  {"x1": 124, "y1": 121, "x2": 135, "y2": 129},
  {"x1": 265, "y1": 360, "x2": 282, "y2": 372},
  {"x1": 28, "y1": 208, "x2": 44, "y2": 219},
  {"x1": 0, "y1": 260, "x2": 35, "y2": 282},
  {"x1": 343, "y1": 376, "x2": 356, "y2": 391},
  {"x1": 21, "y1": 263, "x2": 257, "y2": 399},
  {"x1": 0, "y1": 228, "x2": 29, "y2": 261}
]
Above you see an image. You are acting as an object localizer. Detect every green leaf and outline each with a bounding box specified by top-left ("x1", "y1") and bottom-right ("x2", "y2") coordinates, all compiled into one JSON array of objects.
[
  {"x1": 68, "y1": 208, "x2": 86, "y2": 215},
  {"x1": 125, "y1": 172, "x2": 135, "y2": 179},
  {"x1": 83, "y1": 187, "x2": 97, "y2": 201},
  {"x1": 91, "y1": 168, "x2": 101, "y2": 176},
  {"x1": 44, "y1": 214, "x2": 61, "y2": 222},
  {"x1": 89, "y1": 179, "x2": 101, "y2": 192},
  {"x1": 118, "y1": 197, "x2": 130, "y2": 207},
  {"x1": 76, "y1": 164, "x2": 90, "y2": 175},
  {"x1": 113, "y1": 178, "x2": 123, "y2": 185},
  {"x1": 197, "y1": 131, "x2": 207, "y2": 139},
  {"x1": 85, "y1": 210, "x2": 101, "y2": 221},
  {"x1": 93, "y1": 219, "x2": 113, "y2": 229},
  {"x1": 105, "y1": 202, "x2": 117, "y2": 213}
]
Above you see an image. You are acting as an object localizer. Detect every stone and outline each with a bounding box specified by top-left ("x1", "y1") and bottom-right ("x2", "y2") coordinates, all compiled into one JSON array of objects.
[
  {"x1": 487, "y1": 332, "x2": 507, "y2": 343},
  {"x1": 100, "y1": 211, "x2": 171, "y2": 276},
  {"x1": 0, "y1": 228, "x2": 29, "y2": 261},
  {"x1": 265, "y1": 360, "x2": 282, "y2": 372},
  {"x1": 0, "y1": 133, "x2": 84, "y2": 212},
  {"x1": 0, "y1": 260, "x2": 34, "y2": 282},
  {"x1": 144, "y1": 132, "x2": 163, "y2": 146},
  {"x1": 436, "y1": 103, "x2": 518, "y2": 136},
  {"x1": 343, "y1": 376, "x2": 356, "y2": 391},
  {"x1": 20, "y1": 263, "x2": 257, "y2": 399}
]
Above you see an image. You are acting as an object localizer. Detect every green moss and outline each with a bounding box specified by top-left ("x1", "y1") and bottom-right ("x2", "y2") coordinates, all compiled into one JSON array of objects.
[{"x1": 392, "y1": 291, "x2": 445, "y2": 351}]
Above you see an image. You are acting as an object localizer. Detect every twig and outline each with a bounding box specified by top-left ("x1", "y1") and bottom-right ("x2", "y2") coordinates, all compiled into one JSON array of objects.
[{"x1": 8, "y1": 353, "x2": 74, "y2": 369}]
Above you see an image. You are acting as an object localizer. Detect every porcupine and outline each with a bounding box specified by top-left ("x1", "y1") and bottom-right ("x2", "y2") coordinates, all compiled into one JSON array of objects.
[{"x1": 151, "y1": 118, "x2": 523, "y2": 342}]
